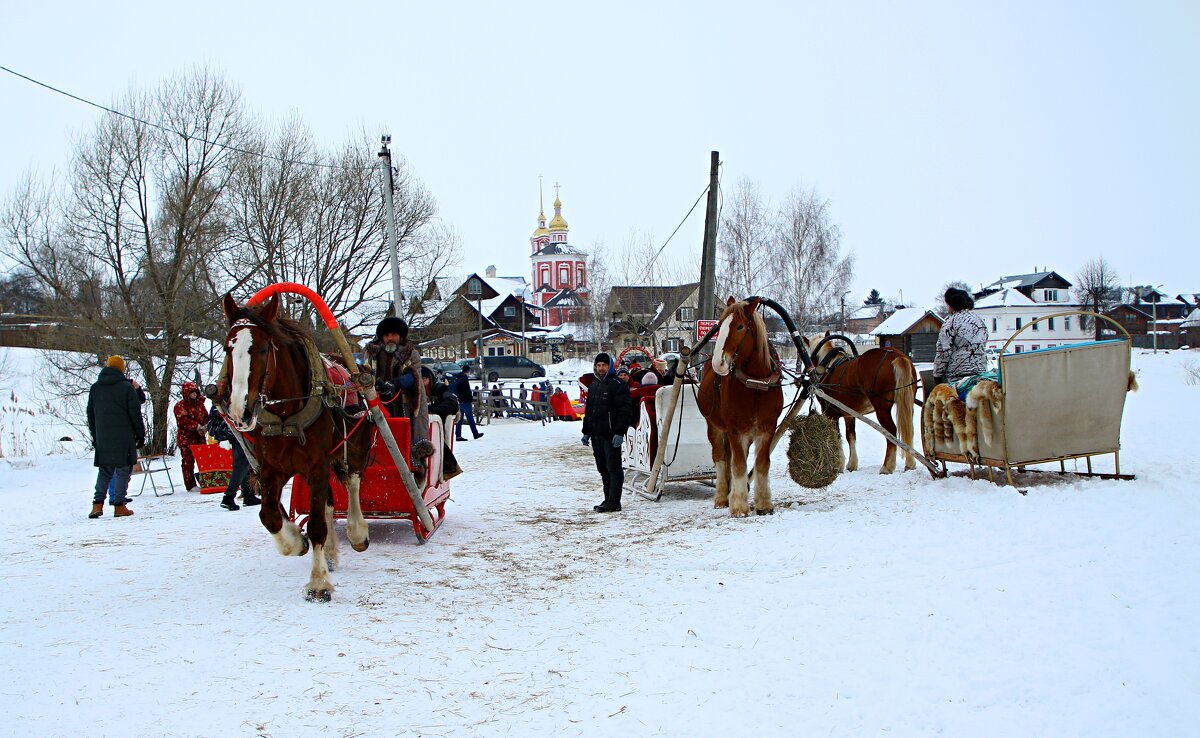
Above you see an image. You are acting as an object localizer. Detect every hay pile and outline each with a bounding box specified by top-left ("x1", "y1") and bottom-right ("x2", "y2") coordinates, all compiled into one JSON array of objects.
[{"x1": 786, "y1": 413, "x2": 843, "y2": 488}]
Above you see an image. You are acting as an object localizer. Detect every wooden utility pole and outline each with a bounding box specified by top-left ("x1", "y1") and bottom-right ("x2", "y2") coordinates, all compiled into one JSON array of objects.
[{"x1": 696, "y1": 151, "x2": 720, "y2": 321}]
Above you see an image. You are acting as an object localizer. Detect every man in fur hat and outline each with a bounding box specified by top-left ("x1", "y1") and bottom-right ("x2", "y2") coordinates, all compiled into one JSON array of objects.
[{"x1": 365, "y1": 316, "x2": 434, "y2": 474}]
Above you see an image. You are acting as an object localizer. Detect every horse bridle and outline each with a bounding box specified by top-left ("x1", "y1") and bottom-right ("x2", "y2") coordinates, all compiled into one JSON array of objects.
[{"x1": 720, "y1": 309, "x2": 783, "y2": 392}]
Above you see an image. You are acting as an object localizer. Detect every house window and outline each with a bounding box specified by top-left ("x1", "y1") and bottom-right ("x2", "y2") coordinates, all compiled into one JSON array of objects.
[
  {"x1": 1015, "y1": 345, "x2": 1024, "y2": 353},
  {"x1": 1047, "y1": 317, "x2": 1055, "y2": 330},
  {"x1": 1124, "y1": 313, "x2": 1136, "y2": 324},
  {"x1": 1032, "y1": 320, "x2": 1039, "y2": 331},
  {"x1": 1032, "y1": 345, "x2": 1040, "y2": 351},
  {"x1": 677, "y1": 307, "x2": 695, "y2": 322},
  {"x1": 663, "y1": 338, "x2": 681, "y2": 353},
  {"x1": 1047, "y1": 344, "x2": 1056, "y2": 349},
  {"x1": 504, "y1": 306, "x2": 516, "y2": 317},
  {"x1": 1015, "y1": 317, "x2": 1023, "y2": 330},
  {"x1": 1064, "y1": 317, "x2": 1071, "y2": 331},
  {"x1": 992, "y1": 318, "x2": 997, "y2": 331},
  {"x1": 624, "y1": 338, "x2": 637, "y2": 348},
  {"x1": 1044, "y1": 289, "x2": 1059, "y2": 301}
]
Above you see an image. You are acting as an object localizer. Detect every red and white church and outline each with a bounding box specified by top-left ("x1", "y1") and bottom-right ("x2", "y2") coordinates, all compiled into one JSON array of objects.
[{"x1": 528, "y1": 185, "x2": 589, "y2": 328}]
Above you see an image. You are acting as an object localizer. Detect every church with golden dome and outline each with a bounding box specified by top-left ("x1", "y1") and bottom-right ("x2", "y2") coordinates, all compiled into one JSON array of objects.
[{"x1": 529, "y1": 182, "x2": 589, "y2": 328}]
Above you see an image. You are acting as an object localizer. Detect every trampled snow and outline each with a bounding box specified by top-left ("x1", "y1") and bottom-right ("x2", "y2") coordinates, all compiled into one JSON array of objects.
[{"x1": 1, "y1": 347, "x2": 1197, "y2": 737}]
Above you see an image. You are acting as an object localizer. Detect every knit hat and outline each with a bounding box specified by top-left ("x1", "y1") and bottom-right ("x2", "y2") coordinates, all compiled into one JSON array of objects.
[
  {"x1": 106, "y1": 355, "x2": 126, "y2": 372},
  {"x1": 594, "y1": 352, "x2": 612, "y2": 366},
  {"x1": 376, "y1": 316, "x2": 409, "y2": 341}
]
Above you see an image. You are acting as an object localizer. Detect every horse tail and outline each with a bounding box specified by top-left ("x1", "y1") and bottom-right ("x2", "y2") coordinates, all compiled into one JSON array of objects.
[{"x1": 893, "y1": 357, "x2": 917, "y2": 467}]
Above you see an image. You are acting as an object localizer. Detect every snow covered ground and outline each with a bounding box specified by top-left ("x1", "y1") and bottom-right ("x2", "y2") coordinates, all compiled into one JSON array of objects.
[{"x1": 0, "y1": 347, "x2": 1197, "y2": 737}]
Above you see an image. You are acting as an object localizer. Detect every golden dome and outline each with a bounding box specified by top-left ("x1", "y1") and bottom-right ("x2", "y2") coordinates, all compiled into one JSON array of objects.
[
  {"x1": 531, "y1": 207, "x2": 549, "y2": 238},
  {"x1": 548, "y1": 197, "x2": 568, "y2": 231}
]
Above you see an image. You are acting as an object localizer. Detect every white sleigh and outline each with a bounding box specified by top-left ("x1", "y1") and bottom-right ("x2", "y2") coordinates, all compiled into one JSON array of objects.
[
  {"x1": 923, "y1": 312, "x2": 1135, "y2": 486},
  {"x1": 624, "y1": 385, "x2": 715, "y2": 500}
]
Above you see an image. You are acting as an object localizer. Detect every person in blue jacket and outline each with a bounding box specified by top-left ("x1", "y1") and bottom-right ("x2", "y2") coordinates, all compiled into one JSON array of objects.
[{"x1": 581, "y1": 352, "x2": 633, "y2": 512}]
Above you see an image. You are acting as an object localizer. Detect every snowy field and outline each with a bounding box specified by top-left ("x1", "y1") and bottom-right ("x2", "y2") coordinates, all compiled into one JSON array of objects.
[{"x1": 1, "y1": 347, "x2": 1197, "y2": 737}]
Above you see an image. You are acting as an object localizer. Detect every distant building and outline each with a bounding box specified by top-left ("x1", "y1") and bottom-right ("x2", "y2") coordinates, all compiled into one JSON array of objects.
[
  {"x1": 972, "y1": 270, "x2": 1089, "y2": 353},
  {"x1": 869, "y1": 308, "x2": 943, "y2": 362},
  {"x1": 528, "y1": 185, "x2": 588, "y2": 328}
]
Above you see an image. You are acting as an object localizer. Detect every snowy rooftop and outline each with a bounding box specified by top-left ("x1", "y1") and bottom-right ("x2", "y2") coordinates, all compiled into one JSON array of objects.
[{"x1": 870, "y1": 307, "x2": 938, "y2": 335}]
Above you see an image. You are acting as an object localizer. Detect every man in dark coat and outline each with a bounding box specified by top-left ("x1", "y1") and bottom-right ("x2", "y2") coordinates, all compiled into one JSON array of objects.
[
  {"x1": 87, "y1": 355, "x2": 146, "y2": 518},
  {"x1": 365, "y1": 316, "x2": 434, "y2": 472},
  {"x1": 581, "y1": 352, "x2": 633, "y2": 512}
]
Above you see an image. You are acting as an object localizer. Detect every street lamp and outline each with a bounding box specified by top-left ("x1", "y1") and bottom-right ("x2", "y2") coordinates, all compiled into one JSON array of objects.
[{"x1": 468, "y1": 276, "x2": 483, "y2": 376}]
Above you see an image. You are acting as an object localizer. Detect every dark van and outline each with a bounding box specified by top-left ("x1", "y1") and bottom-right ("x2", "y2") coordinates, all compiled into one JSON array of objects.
[{"x1": 457, "y1": 356, "x2": 546, "y2": 383}]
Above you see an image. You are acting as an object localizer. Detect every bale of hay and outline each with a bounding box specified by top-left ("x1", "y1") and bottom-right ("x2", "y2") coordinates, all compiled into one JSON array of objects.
[{"x1": 787, "y1": 413, "x2": 843, "y2": 488}]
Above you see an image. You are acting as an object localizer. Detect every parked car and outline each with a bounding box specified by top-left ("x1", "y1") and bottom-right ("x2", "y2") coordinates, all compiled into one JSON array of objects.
[
  {"x1": 456, "y1": 356, "x2": 545, "y2": 383},
  {"x1": 419, "y1": 357, "x2": 462, "y2": 381}
]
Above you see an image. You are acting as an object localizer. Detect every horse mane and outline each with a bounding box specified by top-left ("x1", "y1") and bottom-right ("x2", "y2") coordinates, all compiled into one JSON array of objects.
[{"x1": 231, "y1": 304, "x2": 312, "y2": 347}]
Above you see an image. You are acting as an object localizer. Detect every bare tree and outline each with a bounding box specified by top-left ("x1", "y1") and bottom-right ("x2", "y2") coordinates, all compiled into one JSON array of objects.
[
  {"x1": 583, "y1": 240, "x2": 614, "y2": 352},
  {"x1": 1074, "y1": 256, "x2": 1120, "y2": 340},
  {"x1": 774, "y1": 187, "x2": 854, "y2": 331},
  {"x1": 716, "y1": 178, "x2": 776, "y2": 300},
  {"x1": 1, "y1": 67, "x2": 244, "y2": 451}
]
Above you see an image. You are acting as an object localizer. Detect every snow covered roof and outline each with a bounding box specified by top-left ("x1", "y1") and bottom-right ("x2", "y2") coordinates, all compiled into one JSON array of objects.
[
  {"x1": 482, "y1": 275, "x2": 531, "y2": 301},
  {"x1": 870, "y1": 308, "x2": 940, "y2": 335},
  {"x1": 975, "y1": 288, "x2": 1036, "y2": 309},
  {"x1": 1180, "y1": 307, "x2": 1200, "y2": 329}
]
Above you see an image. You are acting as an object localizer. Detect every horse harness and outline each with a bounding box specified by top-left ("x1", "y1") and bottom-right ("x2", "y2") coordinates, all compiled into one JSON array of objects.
[{"x1": 225, "y1": 319, "x2": 363, "y2": 442}]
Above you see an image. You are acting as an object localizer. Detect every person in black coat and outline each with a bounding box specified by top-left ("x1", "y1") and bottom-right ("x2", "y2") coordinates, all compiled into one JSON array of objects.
[
  {"x1": 206, "y1": 406, "x2": 262, "y2": 511},
  {"x1": 454, "y1": 364, "x2": 484, "y2": 441},
  {"x1": 421, "y1": 367, "x2": 463, "y2": 480},
  {"x1": 86, "y1": 356, "x2": 146, "y2": 518},
  {"x1": 581, "y1": 352, "x2": 633, "y2": 512}
]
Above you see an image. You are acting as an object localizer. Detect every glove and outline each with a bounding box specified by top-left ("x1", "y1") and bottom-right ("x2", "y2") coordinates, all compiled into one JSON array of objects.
[
  {"x1": 376, "y1": 380, "x2": 395, "y2": 397},
  {"x1": 581, "y1": 435, "x2": 590, "y2": 446},
  {"x1": 396, "y1": 372, "x2": 416, "y2": 390},
  {"x1": 612, "y1": 435, "x2": 623, "y2": 448}
]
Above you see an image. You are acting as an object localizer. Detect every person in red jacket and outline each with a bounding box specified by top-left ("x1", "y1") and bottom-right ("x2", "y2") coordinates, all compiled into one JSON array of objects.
[{"x1": 173, "y1": 381, "x2": 209, "y2": 492}]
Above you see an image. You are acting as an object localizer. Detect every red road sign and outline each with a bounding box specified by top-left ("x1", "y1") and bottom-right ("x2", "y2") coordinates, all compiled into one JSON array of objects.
[{"x1": 696, "y1": 319, "x2": 718, "y2": 340}]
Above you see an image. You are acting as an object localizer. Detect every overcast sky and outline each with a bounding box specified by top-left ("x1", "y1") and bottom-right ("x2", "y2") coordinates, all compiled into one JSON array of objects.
[{"x1": 2, "y1": 1, "x2": 1197, "y2": 310}]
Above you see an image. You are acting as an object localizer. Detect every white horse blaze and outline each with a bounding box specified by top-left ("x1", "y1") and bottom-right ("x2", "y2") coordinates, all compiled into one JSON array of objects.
[
  {"x1": 711, "y1": 315, "x2": 734, "y2": 376},
  {"x1": 228, "y1": 327, "x2": 255, "y2": 430}
]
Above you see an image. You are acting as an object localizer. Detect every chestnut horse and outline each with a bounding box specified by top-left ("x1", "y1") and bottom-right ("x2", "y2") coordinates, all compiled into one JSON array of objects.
[
  {"x1": 804, "y1": 334, "x2": 918, "y2": 474},
  {"x1": 697, "y1": 297, "x2": 784, "y2": 516},
  {"x1": 222, "y1": 294, "x2": 375, "y2": 602}
]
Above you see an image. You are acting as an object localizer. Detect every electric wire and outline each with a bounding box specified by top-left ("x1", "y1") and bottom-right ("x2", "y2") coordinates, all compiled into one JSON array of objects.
[{"x1": 0, "y1": 64, "x2": 365, "y2": 170}]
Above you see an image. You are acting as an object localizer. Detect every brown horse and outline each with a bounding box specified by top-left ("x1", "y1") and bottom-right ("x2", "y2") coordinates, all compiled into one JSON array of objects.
[
  {"x1": 804, "y1": 334, "x2": 918, "y2": 474},
  {"x1": 222, "y1": 293, "x2": 375, "y2": 602},
  {"x1": 697, "y1": 297, "x2": 785, "y2": 516}
]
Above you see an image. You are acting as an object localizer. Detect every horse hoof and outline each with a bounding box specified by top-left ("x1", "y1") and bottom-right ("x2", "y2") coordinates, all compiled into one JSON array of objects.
[
  {"x1": 305, "y1": 589, "x2": 332, "y2": 603},
  {"x1": 299, "y1": 538, "x2": 310, "y2": 556},
  {"x1": 351, "y1": 538, "x2": 369, "y2": 553},
  {"x1": 755, "y1": 507, "x2": 774, "y2": 516},
  {"x1": 714, "y1": 500, "x2": 729, "y2": 509}
]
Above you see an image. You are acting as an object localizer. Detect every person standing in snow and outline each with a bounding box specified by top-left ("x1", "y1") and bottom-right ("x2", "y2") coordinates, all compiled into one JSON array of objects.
[
  {"x1": 454, "y1": 364, "x2": 484, "y2": 441},
  {"x1": 933, "y1": 288, "x2": 989, "y2": 385},
  {"x1": 87, "y1": 355, "x2": 145, "y2": 518},
  {"x1": 173, "y1": 381, "x2": 209, "y2": 493},
  {"x1": 206, "y1": 406, "x2": 261, "y2": 511},
  {"x1": 581, "y1": 352, "x2": 633, "y2": 513}
]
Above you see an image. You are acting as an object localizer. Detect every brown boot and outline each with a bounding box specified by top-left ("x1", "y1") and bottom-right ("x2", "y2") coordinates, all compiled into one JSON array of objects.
[
  {"x1": 113, "y1": 504, "x2": 134, "y2": 518},
  {"x1": 88, "y1": 503, "x2": 104, "y2": 519}
]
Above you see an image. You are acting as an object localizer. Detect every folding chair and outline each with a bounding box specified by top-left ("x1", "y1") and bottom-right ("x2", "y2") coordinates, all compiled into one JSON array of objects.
[{"x1": 131, "y1": 452, "x2": 177, "y2": 497}]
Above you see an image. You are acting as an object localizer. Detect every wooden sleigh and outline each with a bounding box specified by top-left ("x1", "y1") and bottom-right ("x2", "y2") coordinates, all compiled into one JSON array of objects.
[{"x1": 921, "y1": 312, "x2": 1136, "y2": 487}]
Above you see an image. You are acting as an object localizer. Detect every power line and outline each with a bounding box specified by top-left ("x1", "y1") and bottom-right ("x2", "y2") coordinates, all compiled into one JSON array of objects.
[
  {"x1": 650, "y1": 184, "x2": 710, "y2": 266},
  {"x1": 0, "y1": 64, "x2": 361, "y2": 170}
]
